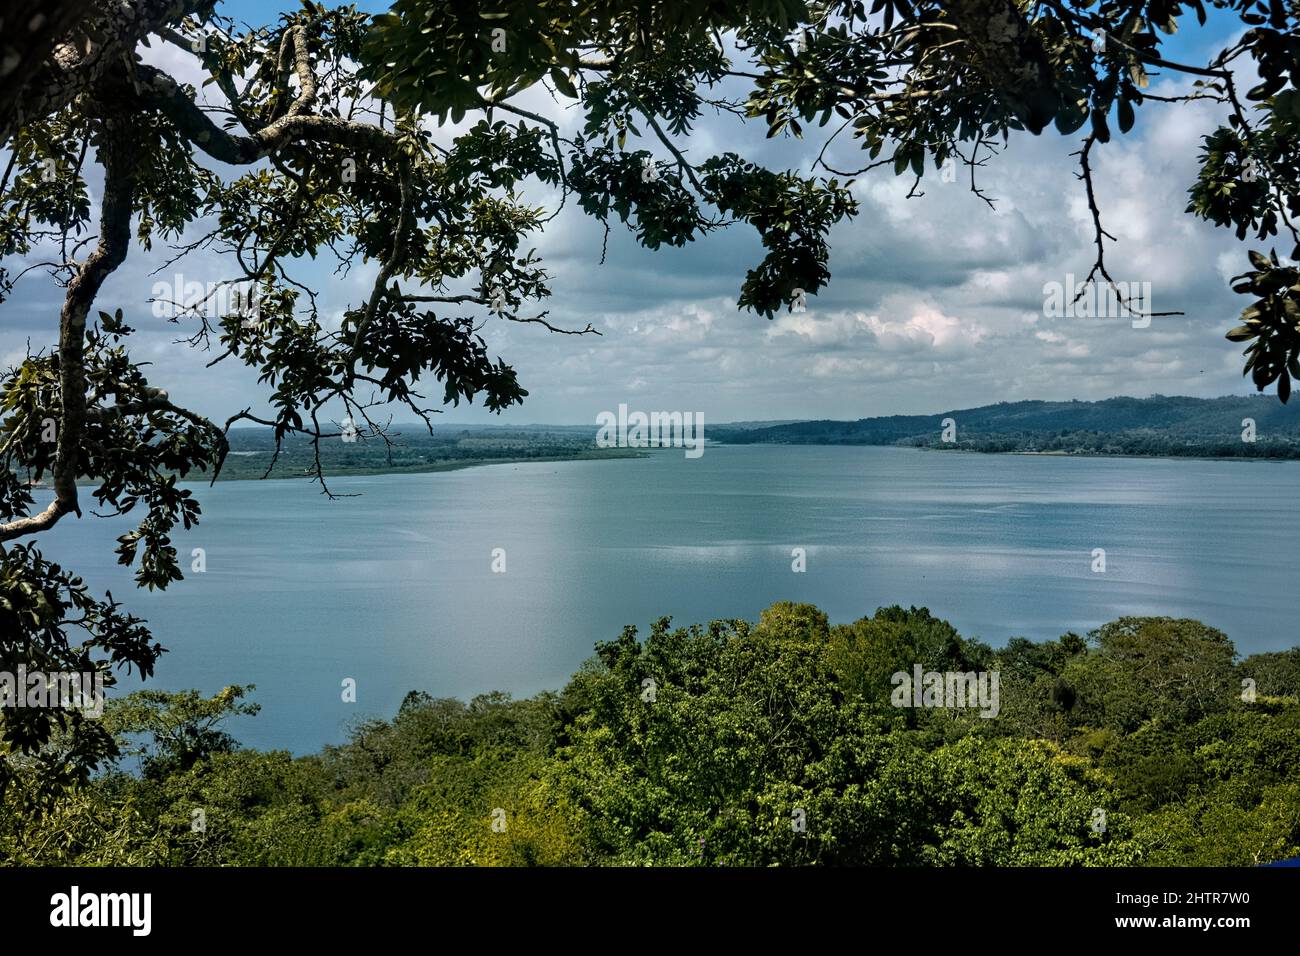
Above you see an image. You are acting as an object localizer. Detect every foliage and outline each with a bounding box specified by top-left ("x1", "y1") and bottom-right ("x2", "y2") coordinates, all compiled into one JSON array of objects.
[
  {"x1": 4, "y1": 604, "x2": 1293, "y2": 867},
  {"x1": 104, "y1": 685, "x2": 260, "y2": 779}
]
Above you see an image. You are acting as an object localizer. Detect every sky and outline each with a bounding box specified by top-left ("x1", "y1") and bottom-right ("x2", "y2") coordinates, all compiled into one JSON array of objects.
[{"x1": 0, "y1": 2, "x2": 1274, "y2": 427}]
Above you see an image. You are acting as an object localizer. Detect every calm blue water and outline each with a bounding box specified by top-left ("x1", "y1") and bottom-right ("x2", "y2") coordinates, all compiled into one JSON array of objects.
[{"x1": 30, "y1": 446, "x2": 1300, "y2": 753}]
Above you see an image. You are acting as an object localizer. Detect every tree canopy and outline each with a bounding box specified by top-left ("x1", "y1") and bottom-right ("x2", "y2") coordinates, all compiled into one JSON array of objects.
[
  {"x1": 1, "y1": 0, "x2": 1298, "y2": 786},
  {"x1": 6, "y1": 605, "x2": 1295, "y2": 866}
]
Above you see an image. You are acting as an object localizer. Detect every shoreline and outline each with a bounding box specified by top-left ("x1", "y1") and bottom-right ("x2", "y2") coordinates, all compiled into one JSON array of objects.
[
  {"x1": 927, "y1": 446, "x2": 1297, "y2": 464},
  {"x1": 711, "y1": 443, "x2": 1298, "y2": 463},
  {"x1": 200, "y1": 448, "x2": 650, "y2": 482},
  {"x1": 30, "y1": 449, "x2": 649, "y2": 490},
  {"x1": 32, "y1": 442, "x2": 1297, "y2": 491}
]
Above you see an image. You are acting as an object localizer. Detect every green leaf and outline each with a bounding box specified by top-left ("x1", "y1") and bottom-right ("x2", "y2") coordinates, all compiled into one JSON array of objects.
[
  {"x1": 1054, "y1": 102, "x2": 1087, "y2": 135},
  {"x1": 1090, "y1": 110, "x2": 1111, "y2": 143},
  {"x1": 1117, "y1": 99, "x2": 1135, "y2": 134},
  {"x1": 549, "y1": 68, "x2": 577, "y2": 99}
]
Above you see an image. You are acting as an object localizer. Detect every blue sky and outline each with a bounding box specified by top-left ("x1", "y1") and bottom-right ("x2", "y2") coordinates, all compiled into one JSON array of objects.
[{"x1": 0, "y1": 2, "x2": 1272, "y2": 426}]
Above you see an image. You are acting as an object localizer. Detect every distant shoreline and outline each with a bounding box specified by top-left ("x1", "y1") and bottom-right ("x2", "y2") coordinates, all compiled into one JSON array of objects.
[
  {"x1": 30, "y1": 449, "x2": 648, "y2": 490},
  {"x1": 708, "y1": 442, "x2": 1299, "y2": 463},
  {"x1": 946, "y1": 447, "x2": 1289, "y2": 465},
  {"x1": 29, "y1": 441, "x2": 1294, "y2": 492},
  {"x1": 198, "y1": 448, "x2": 649, "y2": 482},
  {"x1": 934, "y1": 446, "x2": 1294, "y2": 464}
]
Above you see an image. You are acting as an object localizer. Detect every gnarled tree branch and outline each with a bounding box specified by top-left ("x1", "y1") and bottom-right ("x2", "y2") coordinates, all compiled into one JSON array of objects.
[{"x1": 0, "y1": 124, "x2": 136, "y2": 540}]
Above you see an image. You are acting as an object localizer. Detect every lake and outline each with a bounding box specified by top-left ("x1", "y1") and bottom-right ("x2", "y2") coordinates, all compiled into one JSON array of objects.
[{"x1": 31, "y1": 445, "x2": 1300, "y2": 754}]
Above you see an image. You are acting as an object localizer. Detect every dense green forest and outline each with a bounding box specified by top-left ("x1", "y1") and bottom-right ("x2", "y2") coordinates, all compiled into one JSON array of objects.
[
  {"x1": 712, "y1": 396, "x2": 1300, "y2": 458},
  {"x1": 3, "y1": 604, "x2": 1296, "y2": 866}
]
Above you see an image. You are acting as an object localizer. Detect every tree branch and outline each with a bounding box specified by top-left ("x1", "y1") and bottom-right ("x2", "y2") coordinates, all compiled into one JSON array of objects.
[{"x1": 0, "y1": 127, "x2": 136, "y2": 540}]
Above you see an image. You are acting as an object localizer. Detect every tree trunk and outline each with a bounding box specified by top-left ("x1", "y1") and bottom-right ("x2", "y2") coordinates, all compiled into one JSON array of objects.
[{"x1": 0, "y1": 0, "x2": 204, "y2": 145}]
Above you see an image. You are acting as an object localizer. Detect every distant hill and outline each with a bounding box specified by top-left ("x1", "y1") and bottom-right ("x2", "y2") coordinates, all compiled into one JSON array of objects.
[{"x1": 708, "y1": 396, "x2": 1300, "y2": 459}]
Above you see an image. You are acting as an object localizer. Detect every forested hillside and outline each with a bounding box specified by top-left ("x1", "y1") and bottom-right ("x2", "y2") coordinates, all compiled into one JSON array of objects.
[{"x1": 712, "y1": 396, "x2": 1300, "y2": 458}]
